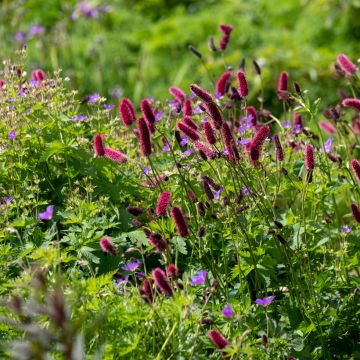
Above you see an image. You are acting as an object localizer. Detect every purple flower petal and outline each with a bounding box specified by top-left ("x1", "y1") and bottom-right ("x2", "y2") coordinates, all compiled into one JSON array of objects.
[
  {"x1": 114, "y1": 275, "x2": 129, "y2": 287},
  {"x1": 155, "y1": 110, "x2": 162, "y2": 121},
  {"x1": 222, "y1": 304, "x2": 234, "y2": 318},
  {"x1": 8, "y1": 130, "x2": 16, "y2": 139},
  {"x1": 181, "y1": 148, "x2": 193, "y2": 157},
  {"x1": 142, "y1": 166, "x2": 150, "y2": 177},
  {"x1": 281, "y1": 120, "x2": 291, "y2": 128},
  {"x1": 255, "y1": 295, "x2": 275, "y2": 307},
  {"x1": 88, "y1": 93, "x2": 101, "y2": 103},
  {"x1": 193, "y1": 106, "x2": 203, "y2": 114},
  {"x1": 104, "y1": 104, "x2": 114, "y2": 110},
  {"x1": 2, "y1": 196, "x2": 13, "y2": 203},
  {"x1": 122, "y1": 259, "x2": 140, "y2": 272},
  {"x1": 190, "y1": 270, "x2": 207, "y2": 286},
  {"x1": 341, "y1": 225, "x2": 352, "y2": 234},
  {"x1": 38, "y1": 205, "x2": 54, "y2": 220},
  {"x1": 214, "y1": 186, "x2": 225, "y2": 200},
  {"x1": 180, "y1": 136, "x2": 188, "y2": 146},
  {"x1": 162, "y1": 142, "x2": 170, "y2": 152},
  {"x1": 243, "y1": 187, "x2": 249, "y2": 195}
]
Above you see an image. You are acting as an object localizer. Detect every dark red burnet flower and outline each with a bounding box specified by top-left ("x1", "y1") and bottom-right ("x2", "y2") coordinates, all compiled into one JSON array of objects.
[
  {"x1": 319, "y1": 121, "x2": 336, "y2": 134},
  {"x1": 190, "y1": 84, "x2": 214, "y2": 103},
  {"x1": 216, "y1": 70, "x2": 232, "y2": 96},
  {"x1": 156, "y1": 191, "x2": 171, "y2": 216},
  {"x1": 104, "y1": 147, "x2": 128, "y2": 164},
  {"x1": 351, "y1": 203, "x2": 360, "y2": 223},
  {"x1": 119, "y1": 98, "x2": 136, "y2": 126},
  {"x1": 219, "y1": 24, "x2": 233, "y2": 51},
  {"x1": 202, "y1": 175, "x2": 221, "y2": 190},
  {"x1": 203, "y1": 121, "x2": 217, "y2": 145},
  {"x1": 31, "y1": 69, "x2": 46, "y2": 82},
  {"x1": 236, "y1": 70, "x2": 248, "y2": 98},
  {"x1": 170, "y1": 206, "x2": 190, "y2": 237},
  {"x1": 342, "y1": 98, "x2": 360, "y2": 112},
  {"x1": 183, "y1": 116, "x2": 198, "y2": 130},
  {"x1": 273, "y1": 135, "x2": 284, "y2": 162},
  {"x1": 137, "y1": 118, "x2": 152, "y2": 156},
  {"x1": 208, "y1": 329, "x2": 229, "y2": 349},
  {"x1": 221, "y1": 123, "x2": 240, "y2": 163},
  {"x1": 177, "y1": 122, "x2": 200, "y2": 141},
  {"x1": 205, "y1": 102, "x2": 223, "y2": 129},
  {"x1": 152, "y1": 268, "x2": 173, "y2": 297},
  {"x1": 126, "y1": 206, "x2": 144, "y2": 216},
  {"x1": 183, "y1": 99, "x2": 192, "y2": 116},
  {"x1": 337, "y1": 54, "x2": 358, "y2": 75},
  {"x1": 140, "y1": 278, "x2": 153, "y2": 304},
  {"x1": 351, "y1": 159, "x2": 360, "y2": 182},
  {"x1": 187, "y1": 190, "x2": 198, "y2": 202},
  {"x1": 99, "y1": 236, "x2": 117, "y2": 256},
  {"x1": 93, "y1": 134, "x2": 105, "y2": 157},
  {"x1": 166, "y1": 264, "x2": 178, "y2": 279},
  {"x1": 246, "y1": 106, "x2": 258, "y2": 126},
  {"x1": 148, "y1": 232, "x2": 167, "y2": 252},
  {"x1": 249, "y1": 125, "x2": 270, "y2": 162},
  {"x1": 140, "y1": 98, "x2": 156, "y2": 125},
  {"x1": 169, "y1": 86, "x2": 186, "y2": 103},
  {"x1": 202, "y1": 177, "x2": 214, "y2": 200},
  {"x1": 277, "y1": 71, "x2": 290, "y2": 100},
  {"x1": 304, "y1": 144, "x2": 315, "y2": 170},
  {"x1": 194, "y1": 140, "x2": 216, "y2": 160}
]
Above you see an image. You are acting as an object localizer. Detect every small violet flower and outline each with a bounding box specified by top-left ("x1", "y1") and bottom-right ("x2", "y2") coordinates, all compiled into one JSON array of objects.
[
  {"x1": 15, "y1": 31, "x2": 27, "y2": 42},
  {"x1": 214, "y1": 186, "x2": 225, "y2": 200},
  {"x1": 243, "y1": 187, "x2": 249, "y2": 195},
  {"x1": 70, "y1": 115, "x2": 88, "y2": 121},
  {"x1": 162, "y1": 142, "x2": 171, "y2": 152},
  {"x1": 155, "y1": 110, "x2": 162, "y2": 122},
  {"x1": 222, "y1": 304, "x2": 234, "y2": 318},
  {"x1": 292, "y1": 124, "x2": 302, "y2": 135},
  {"x1": 182, "y1": 148, "x2": 193, "y2": 157},
  {"x1": 281, "y1": 120, "x2": 291, "y2": 128},
  {"x1": 114, "y1": 275, "x2": 129, "y2": 287},
  {"x1": 341, "y1": 225, "x2": 352, "y2": 234},
  {"x1": 255, "y1": 295, "x2": 275, "y2": 307},
  {"x1": 8, "y1": 130, "x2": 16, "y2": 139},
  {"x1": 88, "y1": 93, "x2": 101, "y2": 103},
  {"x1": 180, "y1": 136, "x2": 188, "y2": 146},
  {"x1": 193, "y1": 106, "x2": 203, "y2": 114},
  {"x1": 142, "y1": 166, "x2": 150, "y2": 177},
  {"x1": 237, "y1": 138, "x2": 251, "y2": 146},
  {"x1": 104, "y1": 104, "x2": 114, "y2": 110},
  {"x1": 29, "y1": 25, "x2": 45, "y2": 36},
  {"x1": 190, "y1": 270, "x2": 207, "y2": 286},
  {"x1": 38, "y1": 205, "x2": 54, "y2": 220},
  {"x1": 2, "y1": 196, "x2": 14, "y2": 203},
  {"x1": 324, "y1": 138, "x2": 333, "y2": 153},
  {"x1": 122, "y1": 259, "x2": 140, "y2": 272}
]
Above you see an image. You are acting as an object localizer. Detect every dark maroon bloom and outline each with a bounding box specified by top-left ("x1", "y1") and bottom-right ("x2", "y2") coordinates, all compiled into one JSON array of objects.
[
  {"x1": 177, "y1": 122, "x2": 200, "y2": 141},
  {"x1": 166, "y1": 264, "x2": 178, "y2": 279},
  {"x1": 304, "y1": 144, "x2": 315, "y2": 170},
  {"x1": 126, "y1": 206, "x2": 144, "y2": 216},
  {"x1": 93, "y1": 134, "x2": 105, "y2": 157},
  {"x1": 202, "y1": 177, "x2": 214, "y2": 200},
  {"x1": 342, "y1": 98, "x2": 360, "y2": 112},
  {"x1": 205, "y1": 102, "x2": 223, "y2": 129},
  {"x1": 293, "y1": 112, "x2": 303, "y2": 129},
  {"x1": 252, "y1": 59, "x2": 261, "y2": 75},
  {"x1": 194, "y1": 141, "x2": 216, "y2": 159},
  {"x1": 319, "y1": 121, "x2": 336, "y2": 134},
  {"x1": 170, "y1": 206, "x2": 190, "y2": 237},
  {"x1": 202, "y1": 175, "x2": 221, "y2": 190},
  {"x1": 137, "y1": 118, "x2": 152, "y2": 156},
  {"x1": 187, "y1": 190, "x2": 198, "y2": 202},
  {"x1": 203, "y1": 121, "x2": 217, "y2": 145},
  {"x1": 99, "y1": 236, "x2": 117, "y2": 256},
  {"x1": 148, "y1": 232, "x2": 167, "y2": 252},
  {"x1": 273, "y1": 135, "x2": 284, "y2": 162},
  {"x1": 197, "y1": 203, "x2": 205, "y2": 217},
  {"x1": 249, "y1": 125, "x2": 270, "y2": 162},
  {"x1": 183, "y1": 99, "x2": 192, "y2": 116},
  {"x1": 208, "y1": 329, "x2": 228, "y2": 349},
  {"x1": 104, "y1": 147, "x2": 128, "y2": 164},
  {"x1": 246, "y1": 106, "x2": 258, "y2": 126},
  {"x1": 153, "y1": 268, "x2": 173, "y2": 297},
  {"x1": 119, "y1": 98, "x2": 136, "y2": 126},
  {"x1": 351, "y1": 203, "x2": 360, "y2": 223},
  {"x1": 351, "y1": 159, "x2": 360, "y2": 182},
  {"x1": 183, "y1": 116, "x2": 198, "y2": 130},
  {"x1": 219, "y1": 24, "x2": 233, "y2": 51},
  {"x1": 208, "y1": 36, "x2": 217, "y2": 52},
  {"x1": 221, "y1": 123, "x2": 240, "y2": 163},
  {"x1": 140, "y1": 99, "x2": 156, "y2": 125},
  {"x1": 190, "y1": 84, "x2": 213, "y2": 103},
  {"x1": 337, "y1": 54, "x2": 358, "y2": 75},
  {"x1": 236, "y1": 71, "x2": 248, "y2": 98},
  {"x1": 0, "y1": 79, "x2": 5, "y2": 89},
  {"x1": 277, "y1": 71, "x2": 289, "y2": 100},
  {"x1": 188, "y1": 45, "x2": 203, "y2": 59},
  {"x1": 31, "y1": 69, "x2": 46, "y2": 82},
  {"x1": 293, "y1": 81, "x2": 301, "y2": 95},
  {"x1": 131, "y1": 219, "x2": 143, "y2": 228},
  {"x1": 216, "y1": 71, "x2": 232, "y2": 96},
  {"x1": 140, "y1": 278, "x2": 153, "y2": 303},
  {"x1": 156, "y1": 191, "x2": 171, "y2": 216},
  {"x1": 169, "y1": 86, "x2": 186, "y2": 103}
]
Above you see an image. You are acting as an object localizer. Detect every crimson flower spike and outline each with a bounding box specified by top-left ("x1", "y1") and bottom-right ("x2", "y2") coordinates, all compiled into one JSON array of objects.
[
  {"x1": 104, "y1": 147, "x2": 128, "y2": 164},
  {"x1": 140, "y1": 278, "x2": 153, "y2": 304},
  {"x1": 137, "y1": 118, "x2": 152, "y2": 156},
  {"x1": 190, "y1": 84, "x2": 214, "y2": 103},
  {"x1": 183, "y1": 99, "x2": 192, "y2": 116},
  {"x1": 236, "y1": 70, "x2": 248, "y2": 98},
  {"x1": 170, "y1": 206, "x2": 190, "y2": 237},
  {"x1": 215, "y1": 70, "x2": 232, "y2": 96},
  {"x1": 194, "y1": 140, "x2": 216, "y2": 159},
  {"x1": 99, "y1": 236, "x2": 117, "y2": 256},
  {"x1": 246, "y1": 106, "x2": 258, "y2": 126},
  {"x1": 277, "y1": 71, "x2": 290, "y2": 100},
  {"x1": 183, "y1": 116, "x2": 198, "y2": 130},
  {"x1": 208, "y1": 329, "x2": 229, "y2": 350},
  {"x1": 140, "y1": 99, "x2": 156, "y2": 125},
  {"x1": 249, "y1": 125, "x2": 270, "y2": 162},
  {"x1": 342, "y1": 98, "x2": 360, "y2": 112},
  {"x1": 351, "y1": 159, "x2": 360, "y2": 182},
  {"x1": 119, "y1": 98, "x2": 136, "y2": 126},
  {"x1": 219, "y1": 24, "x2": 233, "y2": 51},
  {"x1": 93, "y1": 134, "x2": 105, "y2": 157},
  {"x1": 304, "y1": 144, "x2": 315, "y2": 170},
  {"x1": 166, "y1": 264, "x2": 178, "y2": 280},
  {"x1": 203, "y1": 121, "x2": 217, "y2": 145},
  {"x1": 337, "y1": 54, "x2": 358, "y2": 75},
  {"x1": 169, "y1": 86, "x2": 186, "y2": 103},
  {"x1": 156, "y1": 191, "x2": 171, "y2": 216},
  {"x1": 351, "y1": 203, "x2": 360, "y2": 223},
  {"x1": 205, "y1": 102, "x2": 223, "y2": 129},
  {"x1": 273, "y1": 135, "x2": 284, "y2": 162},
  {"x1": 177, "y1": 122, "x2": 200, "y2": 141},
  {"x1": 221, "y1": 123, "x2": 240, "y2": 163},
  {"x1": 152, "y1": 268, "x2": 173, "y2": 297}
]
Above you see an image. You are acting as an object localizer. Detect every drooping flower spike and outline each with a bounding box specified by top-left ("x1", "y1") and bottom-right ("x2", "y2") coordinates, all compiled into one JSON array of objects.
[
  {"x1": 140, "y1": 98, "x2": 156, "y2": 125},
  {"x1": 169, "y1": 86, "x2": 186, "y2": 103},
  {"x1": 93, "y1": 134, "x2": 105, "y2": 157},
  {"x1": 104, "y1": 147, "x2": 128, "y2": 164},
  {"x1": 304, "y1": 144, "x2": 315, "y2": 170},
  {"x1": 337, "y1": 54, "x2": 358, "y2": 75},
  {"x1": 177, "y1": 122, "x2": 200, "y2": 141},
  {"x1": 190, "y1": 84, "x2": 214, "y2": 103},
  {"x1": 99, "y1": 236, "x2": 117, "y2": 256},
  {"x1": 342, "y1": 98, "x2": 360, "y2": 112},
  {"x1": 249, "y1": 125, "x2": 270, "y2": 162},
  {"x1": 208, "y1": 329, "x2": 229, "y2": 349}
]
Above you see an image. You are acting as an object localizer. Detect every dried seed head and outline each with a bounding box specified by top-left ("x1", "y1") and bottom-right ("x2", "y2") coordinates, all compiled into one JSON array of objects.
[
  {"x1": 148, "y1": 232, "x2": 167, "y2": 252},
  {"x1": 187, "y1": 190, "x2": 198, "y2": 202},
  {"x1": 293, "y1": 81, "x2": 301, "y2": 95},
  {"x1": 293, "y1": 112, "x2": 303, "y2": 129},
  {"x1": 188, "y1": 45, "x2": 203, "y2": 59},
  {"x1": 202, "y1": 177, "x2": 214, "y2": 200},
  {"x1": 197, "y1": 225, "x2": 205, "y2": 236},
  {"x1": 140, "y1": 278, "x2": 153, "y2": 303}
]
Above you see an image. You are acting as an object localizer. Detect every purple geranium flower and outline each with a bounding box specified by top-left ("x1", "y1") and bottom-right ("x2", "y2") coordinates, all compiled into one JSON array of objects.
[
  {"x1": 70, "y1": 115, "x2": 88, "y2": 121},
  {"x1": 114, "y1": 275, "x2": 129, "y2": 287},
  {"x1": 324, "y1": 138, "x2": 333, "y2": 153},
  {"x1": 190, "y1": 270, "x2": 207, "y2": 286},
  {"x1": 142, "y1": 166, "x2": 150, "y2": 177},
  {"x1": 38, "y1": 205, "x2": 54, "y2": 220},
  {"x1": 193, "y1": 106, "x2": 203, "y2": 114},
  {"x1": 341, "y1": 225, "x2": 352, "y2": 234},
  {"x1": 8, "y1": 130, "x2": 16, "y2": 139},
  {"x1": 17, "y1": 87, "x2": 27, "y2": 97},
  {"x1": 181, "y1": 148, "x2": 193, "y2": 157},
  {"x1": 162, "y1": 142, "x2": 170, "y2": 152},
  {"x1": 189, "y1": 92, "x2": 195, "y2": 99},
  {"x1": 180, "y1": 136, "x2": 188, "y2": 146},
  {"x1": 237, "y1": 138, "x2": 251, "y2": 146},
  {"x1": 292, "y1": 124, "x2": 302, "y2": 135},
  {"x1": 155, "y1": 110, "x2": 162, "y2": 121},
  {"x1": 281, "y1": 120, "x2": 291, "y2": 128},
  {"x1": 104, "y1": 104, "x2": 114, "y2": 110},
  {"x1": 88, "y1": 93, "x2": 100, "y2": 103},
  {"x1": 222, "y1": 304, "x2": 234, "y2": 318},
  {"x1": 2, "y1": 196, "x2": 14, "y2": 203},
  {"x1": 214, "y1": 186, "x2": 225, "y2": 200},
  {"x1": 122, "y1": 259, "x2": 140, "y2": 272},
  {"x1": 215, "y1": 92, "x2": 222, "y2": 100},
  {"x1": 255, "y1": 295, "x2": 275, "y2": 307},
  {"x1": 29, "y1": 25, "x2": 45, "y2": 36},
  {"x1": 15, "y1": 31, "x2": 27, "y2": 42},
  {"x1": 223, "y1": 148, "x2": 229, "y2": 156},
  {"x1": 243, "y1": 187, "x2": 249, "y2": 195}
]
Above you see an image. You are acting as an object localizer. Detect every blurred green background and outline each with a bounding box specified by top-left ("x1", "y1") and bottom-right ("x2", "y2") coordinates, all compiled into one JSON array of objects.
[{"x1": 1, "y1": 0, "x2": 359, "y2": 106}]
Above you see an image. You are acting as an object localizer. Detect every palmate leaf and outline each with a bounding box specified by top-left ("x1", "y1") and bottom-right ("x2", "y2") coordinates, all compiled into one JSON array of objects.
[{"x1": 171, "y1": 236, "x2": 187, "y2": 255}]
